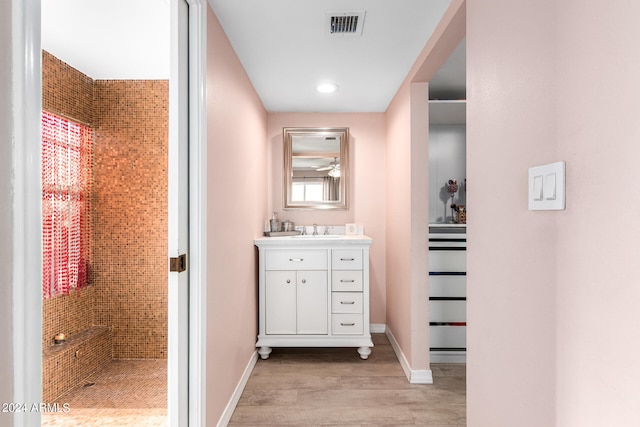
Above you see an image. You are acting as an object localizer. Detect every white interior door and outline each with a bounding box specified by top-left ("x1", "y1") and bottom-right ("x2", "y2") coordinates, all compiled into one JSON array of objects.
[{"x1": 168, "y1": 0, "x2": 190, "y2": 424}]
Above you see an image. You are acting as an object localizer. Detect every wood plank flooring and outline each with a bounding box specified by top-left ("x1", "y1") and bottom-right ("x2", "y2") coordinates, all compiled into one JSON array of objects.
[{"x1": 229, "y1": 333, "x2": 466, "y2": 426}]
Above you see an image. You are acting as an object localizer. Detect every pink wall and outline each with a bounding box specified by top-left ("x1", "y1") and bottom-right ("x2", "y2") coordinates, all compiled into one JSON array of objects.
[
  {"x1": 205, "y1": 7, "x2": 268, "y2": 424},
  {"x1": 555, "y1": 1, "x2": 640, "y2": 425},
  {"x1": 384, "y1": 83, "x2": 431, "y2": 371},
  {"x1": 467, "y1": 0, "x2": 558, "y2": 425},
  {"x1": 385, "y1": 82, "x2": 415, "y2": 363},
  {"x1": 267, "y1": 113, "x2": 387, "y2": 323},
  {"x1": 468, "y1": 0, "x2": 640, "y2": 425},
  {"x1": 385, "y1": 0, "x2": 465, "y2": 370}
]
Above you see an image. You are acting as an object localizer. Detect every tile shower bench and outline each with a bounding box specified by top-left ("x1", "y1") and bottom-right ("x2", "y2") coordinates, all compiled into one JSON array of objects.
[{"x1": 42, "y1": 326, "x2": 112, "y2": 402}]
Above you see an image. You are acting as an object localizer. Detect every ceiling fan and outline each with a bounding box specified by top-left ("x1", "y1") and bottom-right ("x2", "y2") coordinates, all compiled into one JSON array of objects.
[{"x1": 316, "y1": 157, "x2": 341, "y2": 177}]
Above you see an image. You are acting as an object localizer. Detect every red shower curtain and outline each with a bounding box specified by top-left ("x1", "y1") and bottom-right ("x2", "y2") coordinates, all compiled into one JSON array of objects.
[{"x1": 41, "y1": 111, "x2": 92, "y2": 298}]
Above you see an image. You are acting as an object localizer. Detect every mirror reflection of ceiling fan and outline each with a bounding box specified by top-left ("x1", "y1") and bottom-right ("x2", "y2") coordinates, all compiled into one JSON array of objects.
[{"x1": 316, "y1": 157, "x2": 341, "y2": 177}]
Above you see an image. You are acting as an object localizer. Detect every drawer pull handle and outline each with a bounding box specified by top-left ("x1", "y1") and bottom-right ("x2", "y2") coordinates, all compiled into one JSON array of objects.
[
  {"x1": 286, "y1": 279, "x2": 291, "y2": 284},
  {"x1": 301, "y1": 279, "x2": 306, "y2": 284},
  {"x1": 340, "y1": 279, "x2": 355, "y2": 283},
  {"x1": 340, "y1": 258, "x2": 355, "y2": 261},
  {"x1": 340, "y1": 301, "x2": 355, "y2": 305},
  {"x1": 341, "y1": 322, "x2": 355, "y2": 326},
  {"x1": 289, "y1": 258, "x2": 304, "y2": 262}
]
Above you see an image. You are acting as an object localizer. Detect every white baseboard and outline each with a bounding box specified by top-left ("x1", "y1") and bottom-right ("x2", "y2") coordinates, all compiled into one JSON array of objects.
[
  {"x1": 385, "y1": 326, "x2": 433, "y2": 384},
  {"x1": 217, "y1": 350, "x2": 258, "y2": 427},
  {"x1": 370, "y1": 323, "x2": 386, "y2": 333}
]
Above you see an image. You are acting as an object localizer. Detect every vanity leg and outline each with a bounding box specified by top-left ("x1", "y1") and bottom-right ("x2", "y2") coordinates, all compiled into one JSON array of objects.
[
  {"x1": 357, "y1": 346, "x2": 371, "y2": 360},
  {"x1": 258, "y1": 346, "x2": 272, "y2": 360}
]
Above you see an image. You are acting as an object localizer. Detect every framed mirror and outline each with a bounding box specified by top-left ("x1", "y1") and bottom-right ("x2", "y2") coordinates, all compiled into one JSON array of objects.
[{"x1": 283, "y1": 127, "x2": 349, "y2": 210}]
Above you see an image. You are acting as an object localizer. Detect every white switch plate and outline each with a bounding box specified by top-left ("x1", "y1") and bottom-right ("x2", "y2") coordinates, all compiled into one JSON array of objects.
[{"x1": 528, "y1": 161, "x2": 565, "y2": 210}]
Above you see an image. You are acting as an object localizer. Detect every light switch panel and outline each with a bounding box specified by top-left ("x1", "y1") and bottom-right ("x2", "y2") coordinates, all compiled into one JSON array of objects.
[
  {"x1": 528, "y1": 161, "x2": 565, "y2": 210},
  {"x1": 544, "y1": 173, "x2": 556, "y2": 200},
  {"x1": 533, "y1": 175, "x2": 543, "y2": 201}
]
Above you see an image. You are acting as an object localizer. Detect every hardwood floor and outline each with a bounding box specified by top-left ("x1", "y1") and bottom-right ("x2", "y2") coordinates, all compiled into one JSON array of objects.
[{"x1": 229, "y1": 333, "x2": 466, "y2": 426}]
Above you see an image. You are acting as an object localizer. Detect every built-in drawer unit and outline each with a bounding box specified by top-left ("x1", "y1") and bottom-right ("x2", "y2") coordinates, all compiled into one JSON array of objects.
[
  {"x1": 332, "y1": 292, "x2": 363, "y2": 314},
  {"x1": 429, "y1": 225, "x2": 466, "y2": 363},
  {"x1": 429, "y1": 300, "x2": 466, "y2": 322},
  {"x1": 332, "y1": 249, "x2": 363, "y2": 270},
  {"x1": 332, "y1": 314, "x2": 364, "y2": 335},
  {"x1": 430, "y1": 325, "x2": 466, "y2": 349},
  {"x1": 332, "y1": 271, "x2": 363, "y2": 292},
  {"x1": 429, "y1": 250, "x2": 466, "y2": 272},
  {"x1": 429, "y1": 275, "x2": 466, "y2": 298},
  {"x1": 330, "y1": 248, "x2": 365, "y2": 336},
  {"x1": 266, "y1": 249, "x2": 327, "y2": 270}
]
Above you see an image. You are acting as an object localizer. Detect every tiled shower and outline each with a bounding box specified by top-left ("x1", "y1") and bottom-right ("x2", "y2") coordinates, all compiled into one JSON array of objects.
[{"x1": 41, "y1": 51, "x2": 169, "y2": 403}]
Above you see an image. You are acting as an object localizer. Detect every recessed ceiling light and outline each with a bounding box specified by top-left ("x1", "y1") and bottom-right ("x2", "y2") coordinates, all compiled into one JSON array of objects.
[{"x1": 316, "y1": 82, "x2": 338, "y2": 93}]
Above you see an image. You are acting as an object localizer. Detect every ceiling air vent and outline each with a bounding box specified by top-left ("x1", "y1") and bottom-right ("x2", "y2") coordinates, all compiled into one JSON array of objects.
[{"x1": 326, "y1": 11, "x2": 366, "y2": 37}]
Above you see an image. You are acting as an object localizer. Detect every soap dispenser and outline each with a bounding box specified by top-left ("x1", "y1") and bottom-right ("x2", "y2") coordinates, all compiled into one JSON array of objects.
[{"x1": 270, "y1": 212, "x2": 280, "y2": 233}]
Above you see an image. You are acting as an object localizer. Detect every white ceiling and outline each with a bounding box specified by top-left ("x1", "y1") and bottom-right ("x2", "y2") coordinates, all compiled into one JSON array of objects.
[
  {"x1": 41, "y1": 0, "x2": 170, "y2": 80},
  {"x1": 42, "y1": 0, "x2": 465, "y2": 113}
]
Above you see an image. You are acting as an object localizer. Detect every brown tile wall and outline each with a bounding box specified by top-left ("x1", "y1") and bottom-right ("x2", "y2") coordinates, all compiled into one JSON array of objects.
[
  {"x1": 42, "y1": 51, "x2": 97, "y2": 354},
  {"x1": 42, "y1": 50, "x2": 168, "y2": 373},
  {"x1": 42, "y1": 287, "x2": 97, "y2": 349},
  {"x1": 42, "y1": 50, "x2": 94, "y2": 126},
  {"x1": 92, "y1": 80, "x2": 168, "y2": 359}
]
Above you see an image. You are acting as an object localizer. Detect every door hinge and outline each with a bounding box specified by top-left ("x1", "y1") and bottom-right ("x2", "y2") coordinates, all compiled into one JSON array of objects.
[{"x1": 170, "y1": 253, "x2": 187, "y2": 273}]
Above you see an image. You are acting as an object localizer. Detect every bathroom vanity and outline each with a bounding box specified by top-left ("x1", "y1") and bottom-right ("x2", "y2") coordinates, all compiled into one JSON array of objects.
[{"x1": 254, "y1": 234, "x2": 373, "y2": 359}]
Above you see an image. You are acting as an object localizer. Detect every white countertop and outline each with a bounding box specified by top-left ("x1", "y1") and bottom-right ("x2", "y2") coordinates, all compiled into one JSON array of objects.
[{"x1": 255, "y1": 234, "x2": 372, "y2": 247}]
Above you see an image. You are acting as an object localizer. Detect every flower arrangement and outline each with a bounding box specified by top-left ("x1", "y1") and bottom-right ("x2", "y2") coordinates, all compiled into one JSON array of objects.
[
  {"x1": 446, "y1": 179, "x2": 467, "y2": 223},
  {"x1": 446, "y1": 180, "x2": 458, "y2": 222},
  {"x1": 447, "y1": 179, "x2": 459, "y2": 195}
]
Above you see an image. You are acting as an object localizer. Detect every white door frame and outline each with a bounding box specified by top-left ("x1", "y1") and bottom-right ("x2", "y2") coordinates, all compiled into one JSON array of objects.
[
  {"x1": 186, "y1": 1, "x2": 207, "y2": 424},
  {"x1": 11, "y1": 0, "x2": 44, "y2": 426},
  {"x1": 12, "y1": 0, "x2": 207, "y2": 425},
  {"x1": 168, "y1": 0, "x2": 207, "y2": 427}
]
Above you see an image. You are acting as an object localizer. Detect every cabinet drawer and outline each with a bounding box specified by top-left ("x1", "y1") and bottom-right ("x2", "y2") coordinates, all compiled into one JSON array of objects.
[
  {"x1": 430, "y1": 325, "x2": 466, "y2": 349},
  {"x1": 429, "y1": 275, "x2": 466, "y2": 298},
  {"x1": 266, "y1": 249, "x2": 327, "y2": 270},
  {"x1": 332, "y1": 271, "x2": 363, "y2": 291},
  {"x1": 332, "y1": 314, "x2": 363, "y2": 335},
  {"x1": 331, "y1": 292, "x2": 363, "y2": 314},
  {"x1": 429, "y1": 250, "x2": 466, "y2": 272},
  {"x1": 332, "y1": 249, "x2": 363, "y2": 270},
  {"x1": 429, "y1": 300, "x2": 466, "y2": 322}
]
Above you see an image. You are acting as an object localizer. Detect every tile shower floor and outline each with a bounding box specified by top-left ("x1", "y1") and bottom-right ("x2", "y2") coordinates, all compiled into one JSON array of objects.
[{"x1": 41, "y1": 359, "x2": 167, "y2": 427}]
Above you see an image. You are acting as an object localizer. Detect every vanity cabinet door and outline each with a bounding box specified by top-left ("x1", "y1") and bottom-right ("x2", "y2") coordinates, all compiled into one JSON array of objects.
[
  {"x1": 265, "y1": 271, "x2": 297, "y2": 334},
  {"x1": 296, "y1": 271, "x2": 328, "y2": 334},
  {"x1": 266, "y1": 270, "x2": 327, "y2": 335}
]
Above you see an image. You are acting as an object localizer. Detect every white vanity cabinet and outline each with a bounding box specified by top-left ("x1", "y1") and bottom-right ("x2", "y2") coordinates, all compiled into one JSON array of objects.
[{"x1": 255, "y1": 235, "x2": 373, "y2": 360}]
